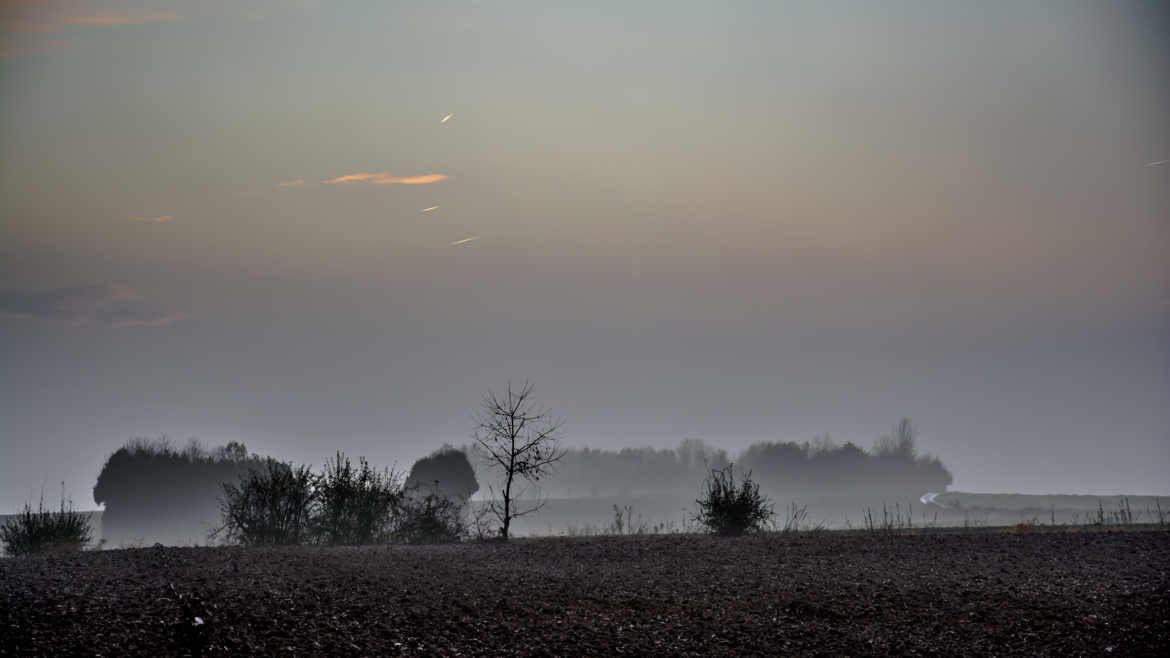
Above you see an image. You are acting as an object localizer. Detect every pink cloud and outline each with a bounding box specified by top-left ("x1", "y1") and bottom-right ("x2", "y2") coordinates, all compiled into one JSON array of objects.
[
  {"x1": 323, "y1": 172, "x2": 447, "y2": 185},
  {"x1": 2, "y1": 5, "x2": 180, "y2": 56},
  {"x1": 66, "y1": 13, "x2": 180, "y2": 27}
]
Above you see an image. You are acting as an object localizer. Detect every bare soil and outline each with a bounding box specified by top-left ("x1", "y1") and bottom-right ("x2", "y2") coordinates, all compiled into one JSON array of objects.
[{"x1": 2, "y1": 529, "x2": 1167, "y2": 656}]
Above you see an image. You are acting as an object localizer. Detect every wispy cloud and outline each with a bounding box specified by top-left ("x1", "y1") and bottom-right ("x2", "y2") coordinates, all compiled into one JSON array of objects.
[
  {"x1": 2, "y1": 4, "x2": 181, "y2": 57},
  {"x1": 323, "y1": 172, "x2": 447, "y2": 185},
  {"x1": 0, "y1": 285, "x2": 186, "y2": 328},
  {"x1": 2, "y1": 5, "x2": 181, "y2": 34},
  {"x1": 448, "y1": 236, "x2": 480, "y2": 246},
  {"x1": 1147, "y1": 160, "x2": 1168, "y2": 167},
  {"x1": 278, "y1": 179, "x2": 305, "y2": 187},
  {"x1": 440, "y1": 113, "x2": 452, "y2": 124},
  {"x1": 65, "y1": 12, "x2": 181, "y2": 27},
  {"x1": 422, "y1": 205, "x2": 440, "y2": 213},
  {"x1": 125, "y1": 215, "x2": 173, "y2": 223}
]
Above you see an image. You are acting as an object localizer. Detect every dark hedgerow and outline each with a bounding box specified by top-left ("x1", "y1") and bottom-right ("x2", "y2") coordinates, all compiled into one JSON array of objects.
[
  {"x1": 1, "y1": 493, "x2": 93, "y2": 556},
  {"x1": 695, "y1": 463, "x2": 774, "y2": 536}
]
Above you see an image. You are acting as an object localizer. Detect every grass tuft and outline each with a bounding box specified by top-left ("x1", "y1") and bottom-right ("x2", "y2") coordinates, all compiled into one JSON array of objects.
[{"x1": 1, "y1": 490, "x2": 92, "y2": 557}]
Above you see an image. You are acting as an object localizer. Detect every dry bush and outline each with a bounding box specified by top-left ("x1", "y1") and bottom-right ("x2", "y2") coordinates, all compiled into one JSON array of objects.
[
  {"x1": 315, "y1": 453, "x2": 400, "y2": 545},
  {"x1": 214, "y1": 460, "x2": 316, "y2": 546},
  {"x1": 695, "y1": 464, "x2": 773, "y2": 536},
  {"x1": 1, "y1": 492, "x2": 92, "y2": 556},
  {"x1": 393, "y1": 484, "x2": 467, "y2": 544}
]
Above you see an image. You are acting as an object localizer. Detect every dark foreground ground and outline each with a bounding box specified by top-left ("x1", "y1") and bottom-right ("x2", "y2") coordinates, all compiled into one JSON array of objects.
[{"x1": 2, "y1": 530, "x2": 1167, "y2": 656}]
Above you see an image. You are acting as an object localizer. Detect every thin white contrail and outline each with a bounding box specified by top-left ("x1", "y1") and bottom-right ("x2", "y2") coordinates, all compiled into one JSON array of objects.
[
  {"x1": 448, "y1": 236, "x2": 479, "y2": 246},
  {"x1": 440, "y1": 113, "x2": 453, "y2": 124},
  {"x1": 422, "y1": 206, "x2": 440, "y2": 213},
  {"x1": 1147, "y1": 160, "x2": 1168, "y2": 166}
]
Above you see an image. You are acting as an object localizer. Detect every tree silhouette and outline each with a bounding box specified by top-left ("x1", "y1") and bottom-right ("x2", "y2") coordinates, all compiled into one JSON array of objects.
[{"x1": 473, "y1": 381, "x2": 564, "y2": 539}]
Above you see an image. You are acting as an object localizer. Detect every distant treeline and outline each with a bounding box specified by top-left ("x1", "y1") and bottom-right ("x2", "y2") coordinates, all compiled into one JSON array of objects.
[
  {"x1": 92, "y1": 439, "x2": 481, "y2": 546},
  {"x1": 467, "y1": 418, "x2": 952, "y2": 497},
  {"x1": 93, "y1": 438, "x2": 265, "y2": 545},
  {"x1": 93, "y1": 419, "x2": 951, "y2": 543},
  {"x1": 739, "y1": 419, "x2": 952, "y2": 495}
]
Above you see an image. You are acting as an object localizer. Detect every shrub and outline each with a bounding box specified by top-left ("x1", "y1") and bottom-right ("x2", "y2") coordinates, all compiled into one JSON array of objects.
[
  {"x1": 1, "y1": 493, "x2": 92, "y2": 556},
  {"x1": 214, "y1": 452, "x2": 471, "y2": 547},
  {"x1": 315, "y1": 452, "x2": 401, "y2": 545},
  {"x1": 393, "y1": 483, "x2": 467, "y2": 544},
  {"x1": 695, "y1": 464, "x2": 773, "y2": 536},
  {"x1": 214, "y1": 460, "x2": 316, "y2": 546}
]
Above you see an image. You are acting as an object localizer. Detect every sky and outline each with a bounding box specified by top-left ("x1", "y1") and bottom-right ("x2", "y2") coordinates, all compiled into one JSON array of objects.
[{"x1": 1, "y1": 0, "x2": 1168, "y2": 511}]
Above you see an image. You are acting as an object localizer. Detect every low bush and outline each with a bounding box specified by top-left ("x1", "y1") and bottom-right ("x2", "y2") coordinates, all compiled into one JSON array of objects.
[
  {"x1": 1, "y1": 494, "x2": 93, "y2": 556},
  {"x1": 214, "y1": 452, "x2": 470, "y2": 546},
  {"x1": 393, "y1": 484, "x2": 467, "y2": 544},
  {"x1": 214, "y1": 460, "x2": 316, "y2": 546},
  {"x1": 315, "y1": 453, "x2": 400, "y2": 545},
  {"x1": 695, "y1": 464, "x2": 773, "y2": 536}
]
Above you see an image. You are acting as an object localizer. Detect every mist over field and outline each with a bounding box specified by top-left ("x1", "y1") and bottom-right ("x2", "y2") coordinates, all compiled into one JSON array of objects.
[
  {"x1": 3, "y1": 5, "x2": 1170, "y2": 655},
  {"x1": 2, "y1": 1, "x2": 1168, "y2": 519}
]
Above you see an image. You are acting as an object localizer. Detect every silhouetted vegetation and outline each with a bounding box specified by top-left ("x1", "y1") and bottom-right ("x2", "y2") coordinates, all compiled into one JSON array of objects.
[
  {"x1": 695, "y1": 464, "x2": 774, "y2": 536},
  {"x1": 736, "y1": 419, "x2": 952, "y2": 495},
  {"x1": 1, "y1": 491, "x2": 92, "y2": 556},
  {"x1": 494, "y1": 418, "x2": 952, "y2": 499},
  {"x1": 93, "y1": 437, "x2": 265, "y2": 545},
  {"x1": 474, "y1": 381, "x2": 565, "y2": 539},
  {"x1": 215, "y1": 460, "x2": 316, "y2": 546},
  {"x1": 214, "y1": 452, "x2": 470, "y2": 546},
  {"x1": 394, "y1": 483, "x2": 468, "y2": 544},
  {"x1": 404, "y1": 446, "x2": 479, "y2": 503},
  {"x1": 482, "y1": 438, "x2": 727, "y2": 498},
  {"x1": 91, "y1": 417, "x2": 953, "y2": 545},
  {"x1": 315, "y1": 453, "x2": 400, "y2": 545}
]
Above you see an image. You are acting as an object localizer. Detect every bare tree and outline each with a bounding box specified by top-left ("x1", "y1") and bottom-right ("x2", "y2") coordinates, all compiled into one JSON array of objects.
[{"x1": 474, "y1": 381, "x2": 565, "y2": 539}]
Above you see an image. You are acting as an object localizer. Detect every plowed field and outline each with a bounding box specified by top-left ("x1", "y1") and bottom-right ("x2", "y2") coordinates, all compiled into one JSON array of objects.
[{"x1": 2, "y1": 530, "x2": 1167, "y2": 656}]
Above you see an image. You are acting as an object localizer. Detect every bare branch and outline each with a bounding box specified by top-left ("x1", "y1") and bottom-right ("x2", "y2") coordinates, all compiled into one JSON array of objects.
[{"x1": 472, "y1": 380, "x2": 564, "y2": 539}]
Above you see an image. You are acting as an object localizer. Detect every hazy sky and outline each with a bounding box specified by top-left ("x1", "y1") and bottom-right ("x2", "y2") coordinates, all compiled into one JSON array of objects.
[{"x1": 2, "y1": 0, "x2": 1167, "y2": 511}]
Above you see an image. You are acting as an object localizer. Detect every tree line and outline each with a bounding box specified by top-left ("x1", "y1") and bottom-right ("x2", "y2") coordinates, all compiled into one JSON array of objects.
[
  {"x1": 92, "y1": 438, "x2": 483, "y2": 545},
  {"x1": 90, "y1": 377, "x2": 951, "y2": 546},
  {"x1": 466, "y1": 417, "x2": 952, "y2": 498}
]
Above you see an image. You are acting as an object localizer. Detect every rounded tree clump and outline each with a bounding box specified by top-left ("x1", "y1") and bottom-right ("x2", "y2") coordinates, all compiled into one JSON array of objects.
[{"x1": 404, "y1": 447, "x2": 479, "y2": 503}]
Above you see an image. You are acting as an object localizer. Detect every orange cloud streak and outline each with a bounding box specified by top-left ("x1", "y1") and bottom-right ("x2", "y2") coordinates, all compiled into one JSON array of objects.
[
  {"x1": 448, "y1": 236, "x2": 480, "y2": 246},
  {"x1": 323, "y1": 172, "x2": 447, "y2": 185},
  {"x1": 66, "y1": 13, "x2": 181, "y2": 27},
  {"x1": 278, "y1": 179, "x2": 305, "y2": 187},
  {"x1": 126, "y1": 215, "x2": 173, "y2": 223},
  {"x1": 4, "y1": 10, "x2": 181, "y2": 33}
]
